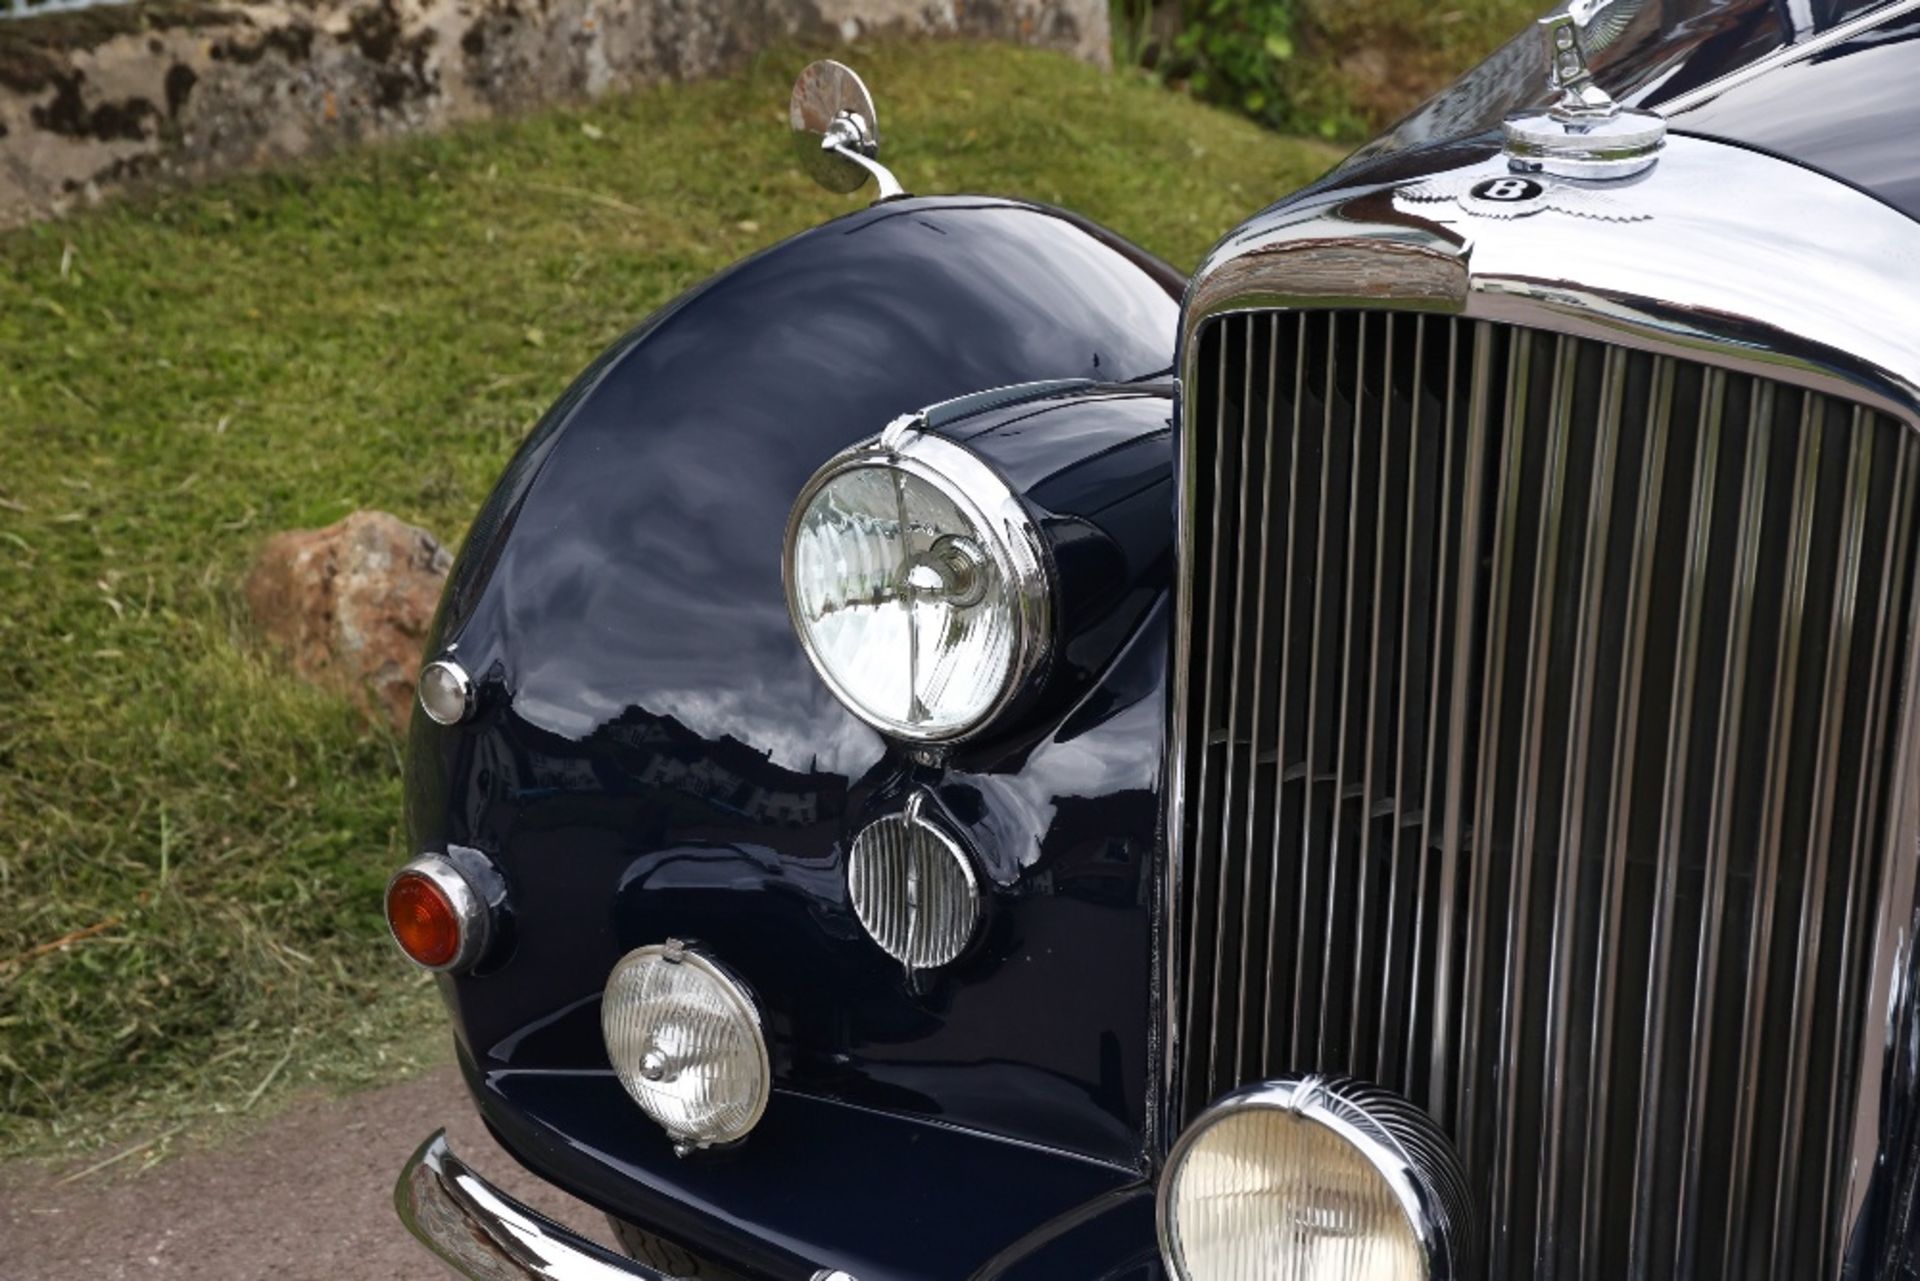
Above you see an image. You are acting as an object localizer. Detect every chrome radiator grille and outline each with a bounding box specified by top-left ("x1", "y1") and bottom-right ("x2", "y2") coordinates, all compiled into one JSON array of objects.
[{"x1": 1172, "y1": 309, "x2": 1920, "y2": 1279}]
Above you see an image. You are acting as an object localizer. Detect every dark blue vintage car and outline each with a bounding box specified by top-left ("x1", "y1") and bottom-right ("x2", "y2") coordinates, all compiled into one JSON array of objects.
[{"x1": 379, "y1": 1, "x2": 1920, "y2": 1276}]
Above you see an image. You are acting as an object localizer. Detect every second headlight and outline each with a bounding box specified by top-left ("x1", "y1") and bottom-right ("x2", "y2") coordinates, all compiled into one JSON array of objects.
[
  {"x1": 1159, "y1": 1077, "x2": 1476, "y2": 1281},
  {"x1": 784, "y1": 420, "x2": 1050, "y2": 741}
]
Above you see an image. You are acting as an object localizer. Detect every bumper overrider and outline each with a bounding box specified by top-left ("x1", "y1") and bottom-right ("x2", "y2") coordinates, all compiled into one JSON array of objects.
[
  {"x1": 396, "y1": 1131, "x2": 857, "y2": 1281},
  {"x1": 396, "y1": 1131, "x2": 663, "y2": 1281}
]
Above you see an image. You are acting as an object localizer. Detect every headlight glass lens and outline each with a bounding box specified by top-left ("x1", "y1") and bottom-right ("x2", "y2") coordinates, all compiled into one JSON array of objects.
[
  {"x1": 789, "y1": 455, "x2": 1031, "y2": 738},
  {"x1": 1166, "y1": 1106, "x2": 1424, "y2": 1281},
  {"x1": 602, "y1": 943, "x2": 769, "y2": 1150}
]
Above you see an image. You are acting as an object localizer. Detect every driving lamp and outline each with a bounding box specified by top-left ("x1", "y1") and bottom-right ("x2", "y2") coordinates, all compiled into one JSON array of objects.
[
  {"x1": 603, "y1": 941, "x2": 771, "y2": 1154},
  {"x1": 1159, "y1": 1077, "x2": 1476, "y2": 1281},
  {"x1": 784, "y1": 420, "x2": 1050, "y2": 741}
]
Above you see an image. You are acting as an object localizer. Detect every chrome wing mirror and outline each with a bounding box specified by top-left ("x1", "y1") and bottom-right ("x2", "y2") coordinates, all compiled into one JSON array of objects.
[{"x1": 790, "y1": 60, "x2": 907, "y2": 203}]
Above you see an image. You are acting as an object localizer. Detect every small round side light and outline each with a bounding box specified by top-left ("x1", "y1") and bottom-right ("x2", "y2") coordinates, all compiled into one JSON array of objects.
[
  {"x1": 386, "y1": 856, "x2": 488, "y2": 972},
  {"x1": 418, "y1": 659, "x2": 474, "y2": 726}
]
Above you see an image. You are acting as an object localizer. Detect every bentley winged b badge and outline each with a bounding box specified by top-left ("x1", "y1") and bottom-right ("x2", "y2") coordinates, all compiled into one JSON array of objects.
[{"x1": 1396, "y1": 172, "x2": 1652, "y2": 221}]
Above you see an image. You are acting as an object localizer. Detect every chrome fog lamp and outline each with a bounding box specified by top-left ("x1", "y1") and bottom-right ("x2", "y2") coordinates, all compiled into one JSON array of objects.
[
  {"x1": 784, "y1": 419, "x2": 1050, "y2": 742},
  {"x1": 602, "y1": 941, "x2": 771, "y2": 1155},
  {"x1": 849, "y1": 793, "x2": 980, "y2": 973},
  {"x1": 1159, "y1": 1076, "x2": 1476, "y2": 1281}
]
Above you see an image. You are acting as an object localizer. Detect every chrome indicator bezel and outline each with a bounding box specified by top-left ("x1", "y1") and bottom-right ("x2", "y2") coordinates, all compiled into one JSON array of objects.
[
  {"x1": 387, "y1": 853, "x2": 492, "y2": 973},
  {"x1": 418, "y1": 658, "x2": 476, "y2": 726}
]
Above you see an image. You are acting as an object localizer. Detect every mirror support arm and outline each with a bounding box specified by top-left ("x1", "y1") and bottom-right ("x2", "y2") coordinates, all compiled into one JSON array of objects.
[{"x1": 822, "y1": 126, "x2": 907, "y2": 203}]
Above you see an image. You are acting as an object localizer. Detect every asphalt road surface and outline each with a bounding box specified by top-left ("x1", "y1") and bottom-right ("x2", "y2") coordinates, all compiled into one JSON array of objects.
[{"x1": 1, "y1": 1066, "x2": 619, "y2": 1280}]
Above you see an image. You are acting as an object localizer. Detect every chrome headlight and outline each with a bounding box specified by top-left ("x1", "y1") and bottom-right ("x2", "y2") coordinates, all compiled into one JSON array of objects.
[
  {"x1": 1159, "y1": 1077, "x2": 1476, "y2": 1281},
  {"x1": 784, "y1": 421, "x2": 1050, "y2": 741}
]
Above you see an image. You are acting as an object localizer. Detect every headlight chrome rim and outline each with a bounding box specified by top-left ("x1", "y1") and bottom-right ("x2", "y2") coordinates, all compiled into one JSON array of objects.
[
  {"x1": 1158, "y1": 1076, "x2": 1477, "y2": 1281},
  {"x1": 602, "y1": 940, "x2": 772, "y2": 1153},
  {"x1": 783, "y1": 420, "x2": 1052, "y2": 744}
]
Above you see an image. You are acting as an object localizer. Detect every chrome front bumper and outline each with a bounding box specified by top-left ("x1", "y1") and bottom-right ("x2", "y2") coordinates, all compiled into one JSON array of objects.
[{"x1": 395, "y1": 1130, "x2": 682, "y2": 1280}]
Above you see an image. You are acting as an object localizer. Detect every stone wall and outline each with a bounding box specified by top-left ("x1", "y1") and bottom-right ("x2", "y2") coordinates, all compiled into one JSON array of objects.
[{"x1": 0, "y1": 0, "x2": 1108, "y2": 226}]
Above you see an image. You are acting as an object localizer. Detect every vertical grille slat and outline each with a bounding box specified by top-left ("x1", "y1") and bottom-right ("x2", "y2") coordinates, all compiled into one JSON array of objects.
[
  {"x1": 1722, "y1": 396, "x2": 1826, "y2": 1278},
  {"x1": 1460, "y1": 327, "x2": 1532, "y2": 1183},
  {"x1": 1822, "y1": 433, "x2": 1917, "y2": 1267},
  {"x1": 1349, "y1": 314, "x2": 1396, "y2": 1073},
  {"x1": 1535, "y1": 344, "x2": 1625, "y2": 1273},
  {"x1": 1294, "y1": 314, "x2": 1339, "y2": 1068},
  {"x1": 1429, "y1": 322, "x2": 1496, "y2": 1127},
  {"x1": 1376, "y1": 313, "x2": 1428, "y2": 1087},
  {"x1": 1405, "y1": 317, "x2": 1466, "y2": 1097},
  {"x1": 1209, "y1": 313, "x2": 1255, "y2": 1100},
  {"x1": 1773, "y1": 415, "x2": 1872, "y2": 1266},
  {"x1": 1258, "y1": 317, "x2": 1312, "y2": 1082},
  {"x1": 1671, "y1": 378, "x2": 1772, "y2": 1279},
  {"x1": 1320, "y1": 314, "x2": 1367, "y2": 1069},
  {"x1": 1493, "y1": 333, "x2": 1573, "y2": 1268},
  {"x1": 1175, "y1": 311, "x2": 1920, "y2": 1280},
  {"x1": 1231, "y1": 316, "x2": 1281, "y2": 1086},
  {"x1": 1629, "y1": 366, "x2": 1725, "y2": 1277},
  {"x1": 1579, "y1": 352, "x2": 1675, "y2": 1281}
]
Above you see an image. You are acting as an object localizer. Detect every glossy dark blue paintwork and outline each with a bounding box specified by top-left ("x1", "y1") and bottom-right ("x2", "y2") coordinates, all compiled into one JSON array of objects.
[
  {"x1": 469, "y1": 1059, "x2": 1153, "y2": 1279},
  {"x1": 1339, "y1": 0, "x2": 1920, "y2": 222},
  {"x1": 406, "y1": 195, "x2": 1182, "y2": 1276},
  {"x1": 1660, "y1": 4, "x2": 1920, "y2": 220},
  {"x1": 408, "y1": 6, "x2": 1920, "y2": 1272}
]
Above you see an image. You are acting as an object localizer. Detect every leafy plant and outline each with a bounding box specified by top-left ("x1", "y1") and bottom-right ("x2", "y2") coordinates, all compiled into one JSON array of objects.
[
  {"x1": 1171, "y1": 0, "x2": 1298, "y2": 119},
  {"x1": 1113, "y1": 0, "x2": 1545, "y2": 141}
]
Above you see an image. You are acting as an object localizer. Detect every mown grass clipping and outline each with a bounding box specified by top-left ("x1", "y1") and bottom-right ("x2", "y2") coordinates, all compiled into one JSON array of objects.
[{"x1": 0, "y1": 39, "x2": 1340, "y2": 1157}]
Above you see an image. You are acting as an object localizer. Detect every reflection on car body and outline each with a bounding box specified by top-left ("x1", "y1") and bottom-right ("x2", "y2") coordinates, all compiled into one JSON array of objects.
[{"x1": 384, "y1": 2, "x2": 1920, "y2": 1277}]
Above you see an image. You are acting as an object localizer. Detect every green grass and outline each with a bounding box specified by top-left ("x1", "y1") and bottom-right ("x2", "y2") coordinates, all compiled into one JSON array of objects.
[{"x1": 0, "y1": 38, "x2": 1339, "y2": 1160}]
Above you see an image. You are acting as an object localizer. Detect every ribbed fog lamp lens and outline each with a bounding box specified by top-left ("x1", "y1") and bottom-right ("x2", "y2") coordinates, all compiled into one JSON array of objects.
[
  {"x1": 1160, "y1": 1077, "x2": 1476, "y2": 1281},
  {"x1": 602, "y1": 941, "x2": 770, "y2": 1154},
  {"x1": 785, "y1": 426, "x2": 1049, "y2": 741},
  {"x1": 849, "y1": 794, "x2": 980, "y2": 972}
]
